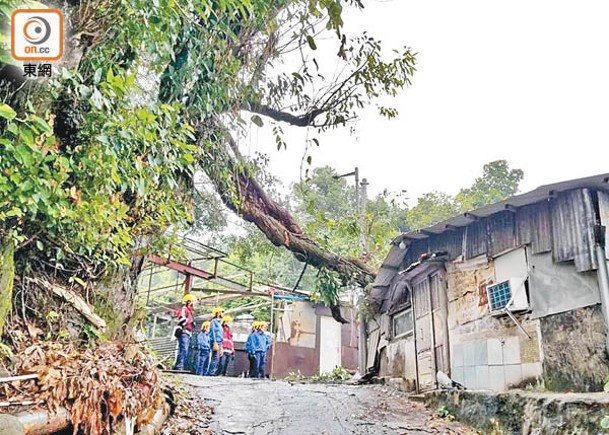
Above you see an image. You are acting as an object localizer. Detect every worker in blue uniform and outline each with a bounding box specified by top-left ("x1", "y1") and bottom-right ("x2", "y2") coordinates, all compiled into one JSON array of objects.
[
  {"x1": 251, "y1": 323, "x2": 268, "y2": 378},
  {"x1": 261, "y1": 321, "x2": 271, "y2": 378},
  {"x1": 208, "y1": 307, "x2": 225, "y2": 375},
  {"x1": 246, "y1": 321, "x2": 258, "y2": 377},
  {"x1": 196, "y1": 321, "x2": 212, "y2": 376}
]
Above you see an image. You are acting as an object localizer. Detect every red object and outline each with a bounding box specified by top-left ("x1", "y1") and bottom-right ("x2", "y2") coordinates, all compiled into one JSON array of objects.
[
  {"x1": 148, "y1": 255, "x2": 213, "y2": 280},
  {"x1": 222, "y1": 325, "x2": 235, "y2": 352},
  {"x1": 176, "y1": 305, "x2": 195, "y2": 332}
]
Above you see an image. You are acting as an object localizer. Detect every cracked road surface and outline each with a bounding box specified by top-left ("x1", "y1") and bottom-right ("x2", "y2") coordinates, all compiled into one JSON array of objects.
[{"x1": 176, "y1": 375, "x2": 474, "y2": 435}]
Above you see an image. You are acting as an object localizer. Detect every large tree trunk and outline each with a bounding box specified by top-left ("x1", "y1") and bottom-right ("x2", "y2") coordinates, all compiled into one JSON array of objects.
[
  {"x1": 91, "y1": 254, "x2": 147, "y2": 339},
  {"x1": 199, "y1": 131, "x2": 375, "y2": 290}
]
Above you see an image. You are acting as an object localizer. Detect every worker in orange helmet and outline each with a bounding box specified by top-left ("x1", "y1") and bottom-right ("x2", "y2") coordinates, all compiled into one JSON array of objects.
[
  {"x1": 173, "y1": 294, "x2": 196, "y2": 371},
  {"x1": 208, "y1": 306, "x2": 225, "y2": 375}
]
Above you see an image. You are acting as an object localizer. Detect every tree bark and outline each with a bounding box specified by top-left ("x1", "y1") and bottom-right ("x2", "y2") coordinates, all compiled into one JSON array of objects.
[
  {"x1": 91, "y1": 254, "x2": 146, "y2": 339},
  {"x1": 199, "y1": 131, "x2": 375, "y2": 307},
  {"x1": 0, "y1": 241, "x2": 14, "y2": 336},
  {"x1": 244, "y1": 102, "x2": 325, "y2": 127}
]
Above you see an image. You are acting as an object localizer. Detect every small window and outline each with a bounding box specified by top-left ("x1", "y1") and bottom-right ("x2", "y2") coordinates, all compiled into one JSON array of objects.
[
  {"x1": 392, "y1": 308, "x2": 413, "y2": 338},
  {"x1": 486, "y1": 278, "x2": 529, "y2": 313}
]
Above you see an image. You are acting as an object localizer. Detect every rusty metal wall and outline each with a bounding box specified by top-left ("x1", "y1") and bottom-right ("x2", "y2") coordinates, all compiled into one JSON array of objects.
[
  {"x1": 551, "y1": 188, "x2": 597, "y2": 272},
  {"x1": 404, "y1": 239, "x2": 429, "y2": 267}
]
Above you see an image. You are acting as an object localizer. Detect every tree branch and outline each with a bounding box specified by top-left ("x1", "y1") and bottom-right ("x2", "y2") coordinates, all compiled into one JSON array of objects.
[{"x1": 244, "y1": 102, "x2": 325, "y2": 127}]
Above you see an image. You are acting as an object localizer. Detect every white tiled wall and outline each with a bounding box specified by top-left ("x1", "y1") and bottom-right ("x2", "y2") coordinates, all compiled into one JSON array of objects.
[{"x1": 452, "y1": 337, "x2": 541, "y2": 391}]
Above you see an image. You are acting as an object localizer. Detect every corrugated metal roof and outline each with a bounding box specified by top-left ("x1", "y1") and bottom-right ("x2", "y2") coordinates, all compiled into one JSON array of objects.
[
  {"x1": 400, "y1": 172, "x2": 609, "y2": 240},
  {"x1": 369, "y1": 173, "x2": 609, "y2": 307}
]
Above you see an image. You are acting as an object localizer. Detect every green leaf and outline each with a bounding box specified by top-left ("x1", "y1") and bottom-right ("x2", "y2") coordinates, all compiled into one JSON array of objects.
[
  {"x1": 251, "y1": 114, "x2": 264, "y2": 127},
  {"x1": 306, "y1": 155, "x2": 312, "y2": 165},
  {"x1": 69, "y1": 276, "x2": 86, "y2": 287},
  {"x1": 0, "y1": 103, "x2": 16, "y2": 120},
  {"x1": 90, "y1": 89, "x2": 104, "y2": 110},
  {"x1": 6, "y1": 207, "x2": 22, "y2": 217},
  {"x1": 36, "y1": 240, "x2": 44, "y2": 251},
  {"x1": 601, "y1": 416, "x2": 609, "y2": 429},
  {"x1": 93, "y1": 68, "x2": 103, "y2": 83},
  {"x1": 19, "y1": 128, "x2": 34, "y2": 146},
  {"x1": 306, "y1": 35, "x2": 317, "y2": 50}
]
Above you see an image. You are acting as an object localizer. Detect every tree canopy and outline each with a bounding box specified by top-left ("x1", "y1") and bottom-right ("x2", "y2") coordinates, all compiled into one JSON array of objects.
[{"x1": 0, "y1": 0, "x2": 418, "y2": 330}]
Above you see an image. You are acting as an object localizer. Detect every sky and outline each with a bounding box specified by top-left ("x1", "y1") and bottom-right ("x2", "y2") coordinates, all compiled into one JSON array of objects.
[{"x1": 235, "y1": 0, "x2": 609, "y2": 205}]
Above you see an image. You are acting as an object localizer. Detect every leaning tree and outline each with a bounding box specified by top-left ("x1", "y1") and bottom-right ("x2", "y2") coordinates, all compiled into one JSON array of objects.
[{"x1": 0, "y1": 0, "x2": 416, "y2": 333}]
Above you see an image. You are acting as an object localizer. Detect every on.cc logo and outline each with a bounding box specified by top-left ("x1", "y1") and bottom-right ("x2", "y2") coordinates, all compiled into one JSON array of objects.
[{"x1": 11, "y1": 9, "x2": 63, "y2": 61}]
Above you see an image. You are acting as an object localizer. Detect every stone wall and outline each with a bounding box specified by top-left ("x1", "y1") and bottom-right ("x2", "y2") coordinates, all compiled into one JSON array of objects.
[
  {"x1": 425, "y1": 389, "x2": 609, "y2": 435},
  {"x1": 540, "y1": 304, "x2": 609, "y2": 392}
]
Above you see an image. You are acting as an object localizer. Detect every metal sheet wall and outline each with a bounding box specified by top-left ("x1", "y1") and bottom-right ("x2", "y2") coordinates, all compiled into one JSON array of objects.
[
  {"x1": 404, "y1": 239, "x2": 429, "y2": 267},
  {"x1": 376, "y1": 187, "x2": 605, "y2": 315},
  {"x1": 529, "y1": 252, "x2": 600, "y2": 318},
  {"x1": 429, "y1": 227, "x2": 465, "y2": 259},
  {"x1": 516, "y1": 202, "x2": 552, "y2": 254},
  {"x1": 551, "y1": 188, "x2": 597, "y2": 272},
  {"x1": 486, "y1": 211, "x2": 516, "y2": 257},
  {"x1": 465, "y1": 220, "x2": 486, "y2": 259}
]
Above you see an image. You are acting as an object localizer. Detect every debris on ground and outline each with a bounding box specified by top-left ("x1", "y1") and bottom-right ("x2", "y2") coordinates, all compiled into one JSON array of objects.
[
  {"x1": 160, "y1": 384, "x2": 214, "y2": 435},
  {"x1": 0, "y1": 341, "x2": 166, "y2": 434},
  {"x1": 285, "y1": 366, "x2": 352, "y2": 384}
]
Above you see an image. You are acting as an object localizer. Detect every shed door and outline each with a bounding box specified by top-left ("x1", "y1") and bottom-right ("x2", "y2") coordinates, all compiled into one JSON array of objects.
[
  {"x1": 413, "y1": 271, "x2": 450, "y2": 391},
  {"x1": 413, "y1": 277, "x2": 434, "y2": 390},
  {"x1": 430, "y1": 272, "x2": 450, "y2": 374},
  {"x1": 319, "y1": 316, "x2": 341, "y2": 373}
]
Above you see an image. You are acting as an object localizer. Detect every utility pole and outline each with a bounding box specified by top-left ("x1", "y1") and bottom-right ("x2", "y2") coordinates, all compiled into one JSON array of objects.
[
  {"x1": 333, "y1": 167, "x2": 369, "y2": 375},
  {"x1": 360, "y1": 178, "x2": 369, "y2": 254},
  {"x1": 333, "y1": 167, "x2": 369, "y2": 255},
  {"x1": 334, "y1": 167, "x2": 360, "y2": 214}
]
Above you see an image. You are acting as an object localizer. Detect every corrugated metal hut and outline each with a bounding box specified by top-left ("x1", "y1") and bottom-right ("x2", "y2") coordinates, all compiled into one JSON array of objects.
[{"x1": 366, "y1": 173, "x2": 609, "y2": 393}]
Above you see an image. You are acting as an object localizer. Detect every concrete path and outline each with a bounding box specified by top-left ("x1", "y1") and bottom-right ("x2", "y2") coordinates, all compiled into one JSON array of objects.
[{"x1": 175, "y1": 375, "x2": 474, "y2": 435}]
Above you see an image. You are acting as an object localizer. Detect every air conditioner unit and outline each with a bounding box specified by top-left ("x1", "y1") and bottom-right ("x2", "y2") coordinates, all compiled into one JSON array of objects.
[{"x1": 486, "y1": 278, "x2": 529, "y2": 315}]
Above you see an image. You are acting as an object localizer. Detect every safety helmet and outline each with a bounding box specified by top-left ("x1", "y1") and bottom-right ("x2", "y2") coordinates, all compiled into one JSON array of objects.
[
  {"x1": 202, "y1": 321, "x2": 211, "y2": 330},
  {"x1": 212, "y1": 307, "x2": 224, "y2": 316},
  {"x1": 251, "y1": 321, "x2": 259, "y2": 329},
  {"x1": 183, "y1": 294, "x2": 196, "y2": 303},
  {"x1": 222, "y1": 315, "x2": 233, "y2": 323}
]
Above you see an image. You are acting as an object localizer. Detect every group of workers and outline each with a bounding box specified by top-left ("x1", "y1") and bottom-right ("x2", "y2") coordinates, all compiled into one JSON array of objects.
[
  {"x1": 246, "y1": 321, "x2": 271, "y2": 378},
  {"x1": 173, "y1": 294, "x2": 271, "y2": 378}
]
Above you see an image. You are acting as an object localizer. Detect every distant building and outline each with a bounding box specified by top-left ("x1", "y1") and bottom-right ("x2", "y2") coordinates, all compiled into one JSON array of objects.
[
  {"x1": 365, "y1": 173, "x2": 609, "y2": 392},
  {"x1": 271, "y1": 301, "x2": 359, "y2": 377}
]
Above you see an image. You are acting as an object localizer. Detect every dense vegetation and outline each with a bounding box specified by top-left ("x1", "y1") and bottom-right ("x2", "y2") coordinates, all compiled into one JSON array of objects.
[
  {"x1": 0, "y1": 0, "x2": 523, "y2": 333},
  {"x1": 0, "y1": 0, "x2": 418, "y2": 335}
]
